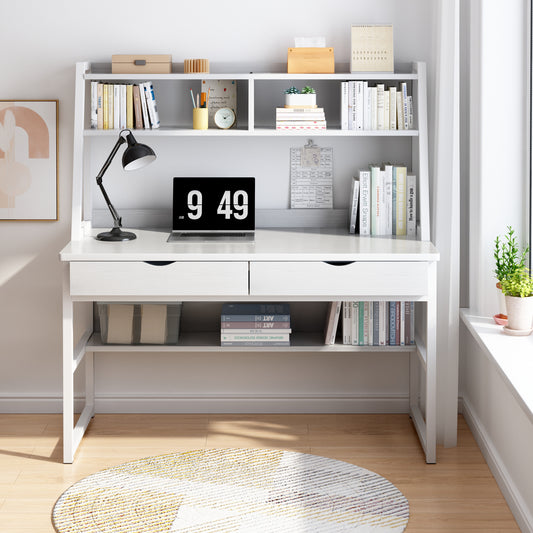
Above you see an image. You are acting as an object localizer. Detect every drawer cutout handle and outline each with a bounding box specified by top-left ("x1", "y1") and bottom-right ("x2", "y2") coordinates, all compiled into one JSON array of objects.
[
  {"x1": 144, "y1": 261, "x2": 176, "y2": 266},
  {"x1": 324, "y1": 261, "x2": 356, "y2": 266}
]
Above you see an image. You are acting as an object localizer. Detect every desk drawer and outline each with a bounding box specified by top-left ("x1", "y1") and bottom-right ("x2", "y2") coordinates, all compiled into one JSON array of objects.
[
  {"x1": 70, "y1": 261, "x2": 248, "y2": 297},
  {"x1": 249, "y1": 261, "x2": 429, "y2": 297}
]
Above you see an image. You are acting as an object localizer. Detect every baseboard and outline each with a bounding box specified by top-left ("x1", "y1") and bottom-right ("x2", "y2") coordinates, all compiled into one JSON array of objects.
[
  {"x1": 0, "y1": 393, "x2": 409, "y2": 414},
  {"x1": 461, "y1": 396, "x2": 533, "y2": 533}
]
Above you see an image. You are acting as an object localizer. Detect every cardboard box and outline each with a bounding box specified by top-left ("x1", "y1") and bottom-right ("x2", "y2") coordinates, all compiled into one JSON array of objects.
[
  {"x1": 112, "y1": 54, "x2": 172, "y2": 74},
  {"x1": 287, "y1": 48, "x2": 334, "y2": 74}
]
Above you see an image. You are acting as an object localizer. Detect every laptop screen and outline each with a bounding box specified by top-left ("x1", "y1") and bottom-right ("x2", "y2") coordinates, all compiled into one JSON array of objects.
[{"x1": 172, "y1": 177, "x2": 255, "y2": 233}]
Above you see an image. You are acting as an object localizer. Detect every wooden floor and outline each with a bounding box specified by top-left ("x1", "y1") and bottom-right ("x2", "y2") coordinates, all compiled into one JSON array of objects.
[{"x1": 0, "y1": 413, "x2": 519, "y2": 532}]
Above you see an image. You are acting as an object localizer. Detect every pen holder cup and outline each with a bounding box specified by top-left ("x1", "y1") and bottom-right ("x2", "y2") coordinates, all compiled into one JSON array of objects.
[{"x1": 193, "y1": 108, "x2": 208, "y2": 130}]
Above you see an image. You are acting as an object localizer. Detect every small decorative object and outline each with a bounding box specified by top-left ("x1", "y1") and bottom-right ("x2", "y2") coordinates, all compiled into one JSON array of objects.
[
  {"x1": 184, "y1": 59, "x2": 209, "y2": 74},
  {"x1": 112, "y1": 54, "x2": 172, "y2": 74},
  {"x1": 493, "y1": 226, "x2": 529, "y2": 320},
  {"x1": 284, "y1": 86, "x2": 317, "y2": 108},
  {"x1": 500, "y1": 266, "x2": 533, "y2": 335},
  {"x1": 351, "y1": 24, "x2": 394, "y2": 73},
  {"x1": 201, "y1": 79, "x2": 237, "y2": 128},
  {"x1": 0, "y1": 100, "x2": 58, "y2": 221},
  {"x1": 214, "y1": 107, "x2": 236, "y2": 129},
  {"x1": 287, "y1": 47, "x2": 335, "y2": 73}
]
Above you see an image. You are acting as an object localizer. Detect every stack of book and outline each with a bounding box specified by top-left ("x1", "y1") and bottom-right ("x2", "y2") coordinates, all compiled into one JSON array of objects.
[
  {"x1": 340, "y1": 301, "x2": 415, "y2": 347},
  {"x1": 220, "y1": 303, "x2": 291, "y2": 346},
  {"x1": 340, "y1": 81, "x2": 413, "y2": 131},
  {"x1": 90, "y1": 81, "x2": 160, "y2": 130},
  {"x1": 348, "y1": 164, "x2": 417, "y2": 238},
  {"x1": 275, "y1": 107, "x2": 327, "y2": 131}
]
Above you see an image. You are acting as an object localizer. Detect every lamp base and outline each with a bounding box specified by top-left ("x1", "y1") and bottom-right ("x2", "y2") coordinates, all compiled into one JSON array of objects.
[{"x1": 96, "y1": 227, "x2": 137, "y2": 241}]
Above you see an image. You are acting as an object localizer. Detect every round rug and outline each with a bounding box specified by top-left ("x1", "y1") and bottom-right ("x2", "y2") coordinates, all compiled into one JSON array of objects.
[{"x1": 53, "y1": 448, "x2": 409, "y2": 532}]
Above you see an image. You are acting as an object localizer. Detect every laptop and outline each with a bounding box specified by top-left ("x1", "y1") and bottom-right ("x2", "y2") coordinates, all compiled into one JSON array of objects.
[{"x1": 168, "y1": 177, "x2": 255, "y2": 242}]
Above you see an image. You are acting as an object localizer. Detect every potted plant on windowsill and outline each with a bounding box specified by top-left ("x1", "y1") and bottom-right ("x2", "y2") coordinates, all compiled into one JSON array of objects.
[
  {"x1": 500, "y1": 266, "x2": 533, "y2": 335},
  {"x1": 493, "y1": 226, "x2": 529, "y2": 324},
  {"x1": 284, "y1": 85, "x2": 317, "y2": 108}
]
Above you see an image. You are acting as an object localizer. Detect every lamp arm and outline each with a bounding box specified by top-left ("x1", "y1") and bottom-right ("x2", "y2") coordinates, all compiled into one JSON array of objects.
[{"x1": 95, "y1": 135, "x2": 127, "y2": 228}]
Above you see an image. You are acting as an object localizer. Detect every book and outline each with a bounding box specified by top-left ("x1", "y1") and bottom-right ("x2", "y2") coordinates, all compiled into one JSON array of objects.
[
  {"x1": 133, "y1": 84, "x2": 143, "y2": 129},
  {"x1": 276, "y1": 124, "x2": 327, "y2": 131},
  {"x1": 324, "y1": 301, "x2": 342, "y2": 345},
  {"x1": 220, "y1": 329, "x2": 292, "y2": 334},
  {"x1": 114, "y1": 84, "x2": 120, "y2": 130},
  {"x1": 102, "y1": 84, "x2": 109, "y2": 129},
  {"x1": 221, "y1": 341, "x2": 290, "y2": 346},
  {"x1": 383, "y1": 90, "x2": 390, "y2": 130},
  {"x1": 355, "y1": 81, "x2": 364, "y2": 130},
  {"x1": 363, "y1": 82, "x2": 371, "y2": 130},
  {"x1": 342, "y1": 301, "x2": 352, "y2": 345},
  {"x1": 396, "y1": 91, "x2": 404, "y2": 130},
  {"x1": 370, "y1": 86, "x2": 378, "y2": 130},
  {"x1": 348, "y1": 176, "x2": 360, "y2": 234},
  {"x1": 376, "y1": 84, "x2": 385, "y2": 130},
  {"x1": 107, "y1": 84, "x2": 114, "y2": 130},
  {"x1": 407, "y1": 173, "x2": 417, "y2": 238},
  {"x1": 341, "y1": 82, "x2": 349, "y2": 130},
  {"x1": 358, "y1": 169, "x2": 371, "y2": 235},
  {"x1": 389, "y1": 301, "x2": 397, "y2": 346},
  {"x1": 370, "y1": 165, "x2": 382, "y2": 235},
  {"x1": 96, "y1": 83, "x2": 104, "y2": 130},
  {"x1": 120, "y1": 84, "x2": 127, "y2": 129},
  {"x1": 401, "y1": 82, "x2": 409, "y2": 130},
  {"x1": 126, "y1": 84, "x2": 134, "y2": 129},
  {"x1": 389, "y1": 87, "x2": 397, "y2": 130},
  {"x1": 221, "y1": 333, "x2": 290, "y2": 342},
  {"x1": 90, "y1": 82, "x2": 98, "y2": 129},
  {"x1": 351, "y1": 302, "x2": 359, "y2": 346},
  {"x1": 138, "y1": 83, "x2": 150, "y2": 129},
  {"x1": 143, "y1": 81, "x2": 160, "y2": 129},
  {"x1": 372, "y1": 301, "x2": 379, "y2": 346},
  {"x1": 383, "y1": 164, "x2": 393, "y2": 235},
  {"x1": 379, "y1": 301, "x2": 388, "y2": 345},
  {"x1": 221, "y1": 303, "x2": 290, "y2": 322},
  {"x1": 395, "y1": 166, "x2": 407, "y2": 236},
  {"x1": 220, "y1": 321, "x2": 291, "y2": 329}
]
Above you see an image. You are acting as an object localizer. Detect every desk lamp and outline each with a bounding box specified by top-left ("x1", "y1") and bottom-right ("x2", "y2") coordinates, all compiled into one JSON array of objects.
[{"x1": 95, "y1": 129, "x2": 156, "y2": 241}]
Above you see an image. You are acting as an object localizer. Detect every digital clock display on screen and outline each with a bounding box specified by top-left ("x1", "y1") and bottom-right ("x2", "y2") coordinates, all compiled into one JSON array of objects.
[{"x1": 172, "y1": 177, "x2": 255, "y2": 232}]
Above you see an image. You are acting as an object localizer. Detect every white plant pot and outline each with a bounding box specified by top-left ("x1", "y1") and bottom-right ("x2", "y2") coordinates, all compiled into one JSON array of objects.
[
  {"x1": 285, "y1": 93, "x2": 316, "y2": 108},
  {"x1": 504, "y1": 294, "x2": 533, "y2": 333}
]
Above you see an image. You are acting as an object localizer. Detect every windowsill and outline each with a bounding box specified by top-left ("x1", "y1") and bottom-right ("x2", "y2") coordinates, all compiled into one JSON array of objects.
[{"x1": 460, "y1": 309, "x2": 533, "y2": 424}]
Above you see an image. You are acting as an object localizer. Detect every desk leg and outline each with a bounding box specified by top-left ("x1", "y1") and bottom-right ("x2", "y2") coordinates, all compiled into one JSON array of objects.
[{"x1": 62, "y1": 264, "x2": 74, "y2": 464}]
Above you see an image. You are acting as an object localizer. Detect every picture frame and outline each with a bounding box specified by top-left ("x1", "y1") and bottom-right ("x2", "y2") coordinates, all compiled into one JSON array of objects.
[{"x1": 0, "y1": 100, "x2": 58, "y2": 221}]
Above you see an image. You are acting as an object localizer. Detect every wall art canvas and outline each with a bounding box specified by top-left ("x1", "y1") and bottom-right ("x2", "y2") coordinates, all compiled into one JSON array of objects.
[{"x1": 0, "y1": 100, "x2": 58, "y2": 220}]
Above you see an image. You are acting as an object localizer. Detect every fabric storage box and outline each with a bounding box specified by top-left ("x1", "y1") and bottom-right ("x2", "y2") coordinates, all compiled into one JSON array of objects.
[
  {"x1": 97, "y1": 302, "x2": 182, "y2": 345},
  {"x1": 111, "y1": 54, "x2": 172, "y2": 74}
]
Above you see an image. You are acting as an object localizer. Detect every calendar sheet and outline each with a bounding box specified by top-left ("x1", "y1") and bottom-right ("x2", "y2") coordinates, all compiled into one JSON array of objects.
[{"x1": 290, "y1": 144, "x2": 333, "y2": 208}]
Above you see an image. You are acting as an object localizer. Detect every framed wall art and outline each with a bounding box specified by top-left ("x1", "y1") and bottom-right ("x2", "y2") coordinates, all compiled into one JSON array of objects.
[{"x1": 0, "y1": 100, "x2": 58, "y2": 221}]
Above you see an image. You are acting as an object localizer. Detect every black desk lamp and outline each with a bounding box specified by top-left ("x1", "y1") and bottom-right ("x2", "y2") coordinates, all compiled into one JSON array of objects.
[{"x1": 96, "y1": 129, "x2": 156, "y2": 241}]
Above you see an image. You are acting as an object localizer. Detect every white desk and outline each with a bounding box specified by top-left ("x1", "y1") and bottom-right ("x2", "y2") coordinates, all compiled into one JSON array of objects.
[{"x1": 60, "y1": 228, "x2": 439, "y2": 463}]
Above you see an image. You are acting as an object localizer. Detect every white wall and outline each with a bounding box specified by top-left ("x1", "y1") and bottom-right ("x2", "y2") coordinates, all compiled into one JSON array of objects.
[{"x1": 0, "y1": 1, "x2": 437, "y2": 414}]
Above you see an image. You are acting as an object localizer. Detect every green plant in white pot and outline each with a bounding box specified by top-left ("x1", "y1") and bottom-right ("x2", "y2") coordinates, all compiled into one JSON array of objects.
[
  {"x1": 500, "y1": 266, "x2": 533, "y2": 334},
  {"x1": 284, "y1": 85, "x2": 317, "y2": 108},
  {"x1": 493, "y1": 226, "x2": 529, "y2": 321}
]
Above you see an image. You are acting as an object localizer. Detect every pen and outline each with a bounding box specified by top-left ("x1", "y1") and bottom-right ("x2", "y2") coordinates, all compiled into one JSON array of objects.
[
  {"x1": 200, "y1": 92, "x2": 206, "y2": 108},
  {"x1": 190, "y1": 89, "x2": 196, "y2": 108}
]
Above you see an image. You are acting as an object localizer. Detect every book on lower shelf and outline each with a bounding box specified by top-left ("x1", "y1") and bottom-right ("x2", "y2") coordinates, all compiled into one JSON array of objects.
[
  {"x1": 275, "y1": 107, "x2": 327, "y2": 130},
  {"x1": 221, "y1": 303, "x2": 291, "y2": 346}
]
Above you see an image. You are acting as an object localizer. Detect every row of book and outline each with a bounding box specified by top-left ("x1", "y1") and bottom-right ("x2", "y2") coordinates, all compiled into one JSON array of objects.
[
  {"x1": 348, "y1": 164, "x2": 417, "y2": 237},
  {"x1": 325, "y1": 301, "x2": 416, "y2": 346},
  {"x1": 275, "y1": 107, "x2": 327, "y2": 131},
  {"x1": 341, "y1": 81, "x2": 413, "y2": 131},
  {"x1": 90, "y1": 81, "x2": 160, "y2": 130},
  {"x1": 220, "y1": 303, "x2": 291, "y2": 347}
]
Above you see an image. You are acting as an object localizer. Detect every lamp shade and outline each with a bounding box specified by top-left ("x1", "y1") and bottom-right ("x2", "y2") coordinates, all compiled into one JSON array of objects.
[{"x1": 122, "y1": 132, "x2": 156, "y2": 171}]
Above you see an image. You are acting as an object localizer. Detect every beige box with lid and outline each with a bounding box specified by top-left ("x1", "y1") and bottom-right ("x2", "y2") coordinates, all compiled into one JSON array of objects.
[{"x1": 111, "y1": 54, "x2": 172, "y2": 74}]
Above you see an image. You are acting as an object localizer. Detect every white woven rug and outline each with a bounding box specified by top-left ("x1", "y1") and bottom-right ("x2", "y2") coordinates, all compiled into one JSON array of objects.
[{"x1": 53, "y1": 448, "x2": 409, "y2": 532}]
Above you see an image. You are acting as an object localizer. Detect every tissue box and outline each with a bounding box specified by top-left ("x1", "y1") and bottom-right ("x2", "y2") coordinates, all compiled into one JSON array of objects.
[
  {"x1": 111, "y1": 54, "x2": 172, "y2": 74},
  {"x1": 97, "y1": 302, "x2": 182, "y2": 345},
  {"x1": 287, "y1": 48, "x2": 335, "y2": 74}
]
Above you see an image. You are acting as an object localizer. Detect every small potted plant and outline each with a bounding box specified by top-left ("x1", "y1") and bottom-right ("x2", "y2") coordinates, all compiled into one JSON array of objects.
[
  {"x1": 500, "y1": 266, "x2": 533, "y2": 334},
  {"x1": 493, "y1": 226, "x2": 529, "y2": 322},
  {"x1": 284, "y1": 85, "x2": 317, "y2": 108}
]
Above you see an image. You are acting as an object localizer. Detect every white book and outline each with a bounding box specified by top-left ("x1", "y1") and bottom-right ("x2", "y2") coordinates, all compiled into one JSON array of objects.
[
  {"x1": 358, "y1": 169, "x2": 371, "y2": 235},
  {"x1": 341, "y1": 82, "x2": 349, "y2": 130},
  {"x1": 140, "y1": 304, "x2": 167, "y2": 344},
  {"x1": 396, "y1": 91, "x2": 404, "y2": 130},
  {"x1": 400, "y1": 302, "x2": 406, "y2": 346},
  {"x1": 376, "y1": 84, "x2": 385, "y2": 130},
  {"x1": 90, "y1": 81, "x2": 98, "y2": 129},
  {"x1": 395, "y1": 166, "x2": 407, "y2": 236},
  {"x1": 324, "y1": 301, "x2": 342, "y2": 345},
  {"x1": 370, "y1": 165, "x2": 382, "y2": 236},
  {"x1": 138, "y1": 83, "x2": 150, "y2": 129},
  {"x1": 370, "y1": 86, "x2": 378, "y2": 130},
  {"x1": 379, "y1": 301, "x2": 387, "y2": 345},
  {"x1": 401, "y1": 82, "x2": 409, "y2": 130},
  {"x1": 144, "y1": 81, "x2": 160, "y2": 129},
  {"x1": 342, "y1": 301, "x2": 352, "y2": 345},
  {"x1": 384, "y1": 91, "x2": 390, "y2": 130},
  {"x1": 389, "y1": 87, "x2": 397, "y2": 130},
  {"x1": 107, "y1": 84, "x2": 114, "y2": 130},
  {"x1": 113, "y1": 84, "x2": 121, "y2": 130},
  {"x1": 351, "y1": 302, "x2": 359, "y2": 346},
  {"x1": 363, "y1": 302, "x2": 370, "y2": 346},
  {"x1": 348, "y1": 176, "x2": 360, "y2": 234},
  {"x1": 120, "y1": 84, "x2": 127, "y2": 129},
  {"x1": 383, "y1": 164, "x2": 393, "y2": 235},
  {"x1": 363, "y1": 82, "x2": 371, "y2": 130},
  {"x1": 355, "y1": 81, "x2": 364, "y2": 130},
  {"x1": 407, "y1": 173, "x2": 417, "y2": 238},
  {"x1": 220, "y1": 329, "x2": 292, "y2": 334},
  {"x1": 410, "y1": 302, "x2": 415, "y2": 344},
  {"x1": 407, "y1": 95, "x2": 414, "y2": 129},
  {"x1": 348, "y1": 81, "x2": 356, "y2": 130}
]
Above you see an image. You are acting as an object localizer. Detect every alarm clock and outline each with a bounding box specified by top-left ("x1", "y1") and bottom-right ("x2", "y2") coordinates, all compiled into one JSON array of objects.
[{"x1": 214, "y1": 107, "x2": 236, "y2": 129}]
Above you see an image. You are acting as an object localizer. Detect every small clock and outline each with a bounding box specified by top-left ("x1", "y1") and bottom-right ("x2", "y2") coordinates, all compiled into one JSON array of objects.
[{"x1": 214, "y1": 107, "x2": 236, "y2": 129}]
